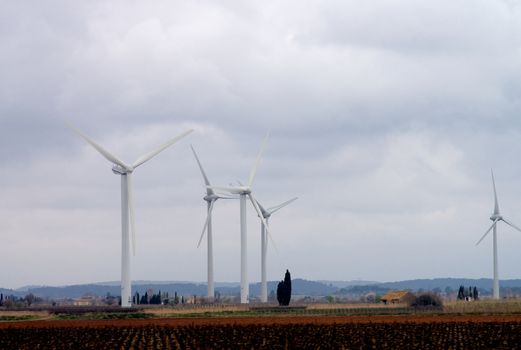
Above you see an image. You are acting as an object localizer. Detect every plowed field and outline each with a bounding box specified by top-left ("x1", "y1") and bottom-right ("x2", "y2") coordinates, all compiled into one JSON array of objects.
[{"x1": 1, "y1": 315, "x2": 521, "y2": 349}]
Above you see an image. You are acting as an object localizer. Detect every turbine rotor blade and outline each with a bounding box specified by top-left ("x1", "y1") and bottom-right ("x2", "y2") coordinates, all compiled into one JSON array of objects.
[
  {"x1": 267, "y1": 197, "x2": 298, "y2": 215},
  {"x1": 216, "y1": 195, "x2": 238, "y2": 200},
  {"x1": 127, "y1": 173, "x2": 136, "y2": 256},
  {"x1": 253, "y1": 198, "x2": 268, "y2": 218},
  {"x1": 132, "y1": 129, "x2": 193, "y2": 169},
  {"x1": 491, "y1": 169, "x2": 500, "y2": 215},
  {"x1": 207, "y1": 186, "x2": 244, "y2": 195},
  {"x1": 248, "y1": 193, "x2": 277, "y2": 252},
  {"x1": 476, "y1": 219, "x2": 498, "y2": 246},
  {"x1": 197, "y1": 201, "x2": 215, "y2": 248},
  {"x1": 190, "y1": 145, "x2": 213, "y2": 195},
  {"x1": 66, "y1": 122, "x2": 129, "y2": 169},
  {"x1": 247, "y1": 132, "x2": 269, "y2": 187},
  {"x1": 501, "y1": 218, "x2": 521, "y2": 234}
]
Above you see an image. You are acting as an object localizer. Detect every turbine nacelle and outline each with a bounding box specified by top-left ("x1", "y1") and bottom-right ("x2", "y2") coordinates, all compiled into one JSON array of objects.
[
  {"x1": 237, "y1": 187, "x2": 251, "y2": 195},
  {"x1": 112, "y1": 165, "x2": 133, "y2": 175},
  {"x1": 206, "y1": 185, "x2": 251, "y2": 195},
  {"x1": 203, "y1": 194, "x2": 221, "y2": 202}
]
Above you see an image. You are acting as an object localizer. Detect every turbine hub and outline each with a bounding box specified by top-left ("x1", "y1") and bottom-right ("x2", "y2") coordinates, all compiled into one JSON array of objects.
[
  {"x1": 490, "y1": 214, "x2": 502, "y2": 221},
  {"x1": 204, "y1": 194, "x2": 220, "y2": 202},
  {"x1": 112, "y1": 165, "x2": 132, "y2": 175},
  {"x1": 239, "y1": 187, "x2": 251, "y2": 195}
]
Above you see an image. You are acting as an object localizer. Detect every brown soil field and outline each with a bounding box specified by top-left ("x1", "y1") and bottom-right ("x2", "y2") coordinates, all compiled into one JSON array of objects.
[
  {"x1": 3, "y1": 314, "x2": 521, "y2": 349},
  {"x1": 2, "y1": 314, "x2": 521, "y2": 329}
]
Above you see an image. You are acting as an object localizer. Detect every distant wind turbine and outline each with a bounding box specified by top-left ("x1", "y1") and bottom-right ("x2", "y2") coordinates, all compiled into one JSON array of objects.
[
  {"x1": 256, "y1": 197, "x2": 298, "y2": 303},
  {"x1": 191, "y1": 145, "x2": 235, "y2": 300},
  {"x1": 67, "y1": 123, "x2": 193, "y2": 307},
  {"x1": 476, "y1": 169, "x2": 521, "y2": 300},
  {"x1": 208, "y1": 132, "x2": 272, "y2": 304}
]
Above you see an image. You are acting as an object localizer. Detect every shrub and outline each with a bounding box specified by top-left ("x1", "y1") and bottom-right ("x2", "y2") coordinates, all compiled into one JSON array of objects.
[{"x1": 412, "y1": 293, "x2": 443, "y2": 309}]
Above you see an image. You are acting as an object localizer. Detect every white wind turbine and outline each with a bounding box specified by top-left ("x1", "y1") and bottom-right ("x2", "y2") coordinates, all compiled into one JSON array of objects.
[
  {"x1": 209, "y1": 133, "x2": 273, "y2": 304},
  {"x1": 476, "y1": 169, "x2": 521, "y2": 300},
  {"x1": 256, "y1": 197, "x2": 298, "y2": 303},
  {"x1": 191, "y1": 145, "x2": 235, "y2": 300},
  {"x1": 67, "y1": 123, "x2": 193, "y2": 307}
]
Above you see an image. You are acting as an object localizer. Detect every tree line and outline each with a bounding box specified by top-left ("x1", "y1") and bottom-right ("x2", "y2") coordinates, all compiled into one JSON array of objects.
[
  {"x1": 133, "y1": 290, "x2": 193, "y2": 305},
  {"x1": 457, "y1": 286, "x2": 479, "y2": 300}
]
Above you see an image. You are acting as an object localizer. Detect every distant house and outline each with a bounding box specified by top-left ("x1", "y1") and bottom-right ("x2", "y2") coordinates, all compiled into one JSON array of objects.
[
  {"x1": 73, "y1": 295, "x2": 98, "y2": 306},
  {"x1": 381, "y1": 291, "x2": 415, "y2": 305}
]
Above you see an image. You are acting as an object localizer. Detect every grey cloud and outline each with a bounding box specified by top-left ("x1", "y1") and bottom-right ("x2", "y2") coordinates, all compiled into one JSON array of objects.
[{"x1": 3, "y1": 1, "x2": 521, "y2": 288}]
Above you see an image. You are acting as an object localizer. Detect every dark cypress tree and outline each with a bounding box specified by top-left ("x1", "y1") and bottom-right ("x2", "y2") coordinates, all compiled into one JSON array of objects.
[
  {"x1": 136, "y1": 292, "x2": 140, "y2": 305},
  {"x1": 473, "y1": 287, "x2": 479, "y2": 300},
  {"x1": 276, "y1": 269, "x2": 292, "y2": 306},
  {"x1": 457, "y1": 285, "x2": 465, "y2": 300},
  {"x1": 140, "y1": 292, "x2": 148, "y2": 304},
  {"x1": 0, "y1": 293, "x2": 3, "y2": 307},
  {"x1": 283, "y1": 269, "x2": 292, "y2": 305},
  {"x1": 276, "y1": 280, "x2": 284, "y2": 305}
]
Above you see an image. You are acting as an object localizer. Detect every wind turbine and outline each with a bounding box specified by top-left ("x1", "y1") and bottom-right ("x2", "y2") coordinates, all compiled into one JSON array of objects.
[
  {"x1": 191, "y1": 145, "x2": 235, "y2": 300},
  {"x1": 209, "y1": 132, "x2": 273, "y2": 304},
  {"x1": 476, "y1": 169, "x2": 521, "y2": 300},
  {"x1": 67, "y1": 123, "x2": 193, "y2": 307},
  {"x1": 256, "y1": 197, "x2": 298, "y2": 303}
]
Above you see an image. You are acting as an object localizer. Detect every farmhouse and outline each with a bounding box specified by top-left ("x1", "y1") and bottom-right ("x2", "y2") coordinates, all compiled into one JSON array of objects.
[
  {"x1": 380, "y1": 290, "x2": 415, "y2": 305},
  {"x1": 73, "y1": 295, "x2": 99, "y2": 306}
]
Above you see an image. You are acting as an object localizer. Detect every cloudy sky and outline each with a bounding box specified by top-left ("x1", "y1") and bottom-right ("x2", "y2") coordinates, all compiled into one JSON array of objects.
[{"x1": 2, "y1": 0, "x2": 521, "y2": 289}]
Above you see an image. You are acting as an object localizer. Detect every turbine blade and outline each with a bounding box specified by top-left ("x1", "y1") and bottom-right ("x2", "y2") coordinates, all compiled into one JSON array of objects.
[
  {"x1": 197, "y1": 201, "x2": 215, "y2": 248},
  {"x1": 132, "y1": 129, "x2": 193, "y2": 169},
  {"x1": 501, "y1": 218, "x2": 521, "y2": 234},
  {"x1": 207, "y1": 186, "x2": 244, "y2": 194},
  {"x1": 216, "y1": 195, "x2": 238, "y2": 200},
  {"x1": 127, "y1": 173, "x2": 136, "y2": 256},
  {"x1": 476, "y1": 220, "x2": 497, "y2": 246},
  {"x1": 66, "y1": 122, "x2": 129, "y2": 169},
  {"x1": 248, "y1": 193, "x2": 277, "y2": 251},
  {"x1": 247, "y1": 132, "x2": 269, "y2": 187},
  {"x1": 253, "y1": 198, "x2": 268, "y2": 218},
  {"x1": 190, "y1": 145, "x2": 213, "y2": 195},
  {"x1": 491, "y1": 169, "x2": 500, "y2": 215},
  {"x1": 267, "y1": 197, "x2": 298, "y2": 215}
]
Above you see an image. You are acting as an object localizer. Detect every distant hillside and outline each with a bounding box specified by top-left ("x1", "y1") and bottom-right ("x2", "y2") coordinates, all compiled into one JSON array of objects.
[
  {"x1": 317, "y1": 280, "x2": 379, "y2": 288},
  {"x1": 378, "y1": 278, "x2": 521, "y2": 292},
  {"x1": 337, "y1": 278, "x2": 521, "y2": 295},
  {"x1": 249, "y1": 279, "x2": 338, "y2": 296},
  {"x1": 6, "y1": 278, "x2": 521, "y2": 299},
  {"x1": 0, "y1": 288, "x2": 19, "y2": 297},
  {"x1": 3, "y1": 279, "x2": 337, "y2": 299}
]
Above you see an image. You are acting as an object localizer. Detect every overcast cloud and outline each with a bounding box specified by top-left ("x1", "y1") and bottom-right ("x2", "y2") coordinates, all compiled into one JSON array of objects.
[{"x1": 2, "y1": 0, "x2": 521, "y2": 289}]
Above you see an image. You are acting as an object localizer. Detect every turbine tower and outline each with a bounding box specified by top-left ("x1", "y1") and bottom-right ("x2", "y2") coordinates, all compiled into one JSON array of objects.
[
  {"x1": 67, "y1": 123, "x2": 193, "y2": 307},
  {"x1": 209, "y1": 132, "x2": 273, "y2": 304},
  {"x1": 256, "y1": 197, "x2": 298, "y2": 303},
  {"x1": 476, "y1": 169, "x2": 521, "y2": 300},
  {"x1": 191, "y1": 145, "x2": 235, "y2": 300}
]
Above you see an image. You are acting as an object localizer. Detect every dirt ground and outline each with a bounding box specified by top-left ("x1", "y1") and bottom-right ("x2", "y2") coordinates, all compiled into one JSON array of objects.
[{"x1": 2, "y1": 314, "x2": 521, "y2": 329}]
